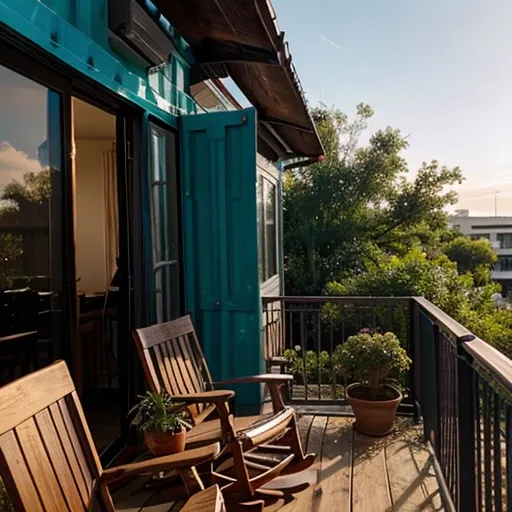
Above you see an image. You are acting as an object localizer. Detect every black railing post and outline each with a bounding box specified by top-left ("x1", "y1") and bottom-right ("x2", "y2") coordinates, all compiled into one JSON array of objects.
[
  {"x1": 456, "y1": 335, "x2": 477, "y2": 511},
  {"x1": 433, "y1": 323, "x2": 442, "y2": 455},
  {"x1": 409, "y1": 298, "x2": 421, "y2": 423}
]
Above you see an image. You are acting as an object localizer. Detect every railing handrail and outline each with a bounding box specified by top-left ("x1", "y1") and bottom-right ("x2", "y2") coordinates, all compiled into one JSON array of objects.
[
  {"x1": 262, "y1": 295, "x2": 411, "y2": 305},
  {"x1": 413, "y1": 297, "x2": 475, "y2": 341},
  {"x1": 463, "y1": 336, "x2": 512, "y2": 396},
  {"x1": 414, "y1": 296, "x2": 512, "y2": 395}
]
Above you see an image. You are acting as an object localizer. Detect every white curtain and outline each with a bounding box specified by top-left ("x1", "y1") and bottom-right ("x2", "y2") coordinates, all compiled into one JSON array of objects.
[{"x1": 103, "y1": 147, "x2": 118, "y2": 288}]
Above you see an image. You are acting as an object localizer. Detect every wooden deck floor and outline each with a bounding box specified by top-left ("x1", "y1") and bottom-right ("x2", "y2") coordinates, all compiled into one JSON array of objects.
[
  {"x1": 113, "y1": 416, "x2": 443, "y2": 512},
  {"x1": 278, "y1": 415, "x2": 444, "y2": 512}
]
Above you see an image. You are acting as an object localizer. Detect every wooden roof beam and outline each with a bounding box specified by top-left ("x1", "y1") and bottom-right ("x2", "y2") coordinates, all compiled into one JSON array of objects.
[
  {"x1": 194, "y1": 38, "x2": 281, "y2": 66},
  {"x1": 259, "y1": 115, "x2": 315, "y2": 134}
]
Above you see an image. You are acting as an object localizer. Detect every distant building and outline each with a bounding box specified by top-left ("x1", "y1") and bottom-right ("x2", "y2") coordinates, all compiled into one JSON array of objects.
[{"x1": 448, "y1": 214, "x2": 512, "y2": 296}]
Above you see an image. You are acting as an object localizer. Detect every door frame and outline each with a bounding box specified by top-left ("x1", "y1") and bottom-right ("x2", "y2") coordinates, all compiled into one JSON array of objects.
[{"x1": 0, "y1": 30, "x2": 147, "y2": 462}]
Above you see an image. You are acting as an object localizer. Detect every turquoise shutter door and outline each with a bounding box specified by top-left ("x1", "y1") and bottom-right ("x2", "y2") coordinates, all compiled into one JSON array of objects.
[{"x1": 180, "y1": 108, "x2": 263, "y2": 412}]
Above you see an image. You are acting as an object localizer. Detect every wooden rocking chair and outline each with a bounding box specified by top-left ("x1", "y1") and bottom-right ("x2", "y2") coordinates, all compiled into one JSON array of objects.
[
  {"x1": 0, "y1": 360, "x2": 222, "y2": 511},
  {"x1": 133, "y1": 315, "x2": 315, "y2": 510}
]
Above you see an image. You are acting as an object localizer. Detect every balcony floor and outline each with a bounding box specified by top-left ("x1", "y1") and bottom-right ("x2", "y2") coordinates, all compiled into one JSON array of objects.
[
  {"x1": 278, "y1": 415, "x2": 444, "y2": 512},
  {"x1": 112, "y1": 416, "x2": 443, "y2": 512}
]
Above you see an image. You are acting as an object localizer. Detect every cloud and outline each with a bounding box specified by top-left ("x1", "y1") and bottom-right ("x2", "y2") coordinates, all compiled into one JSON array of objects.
[
  {"x1": 0, "y1": 141, "x2": 43, "y2": 195},
  {"x1": 319, "y1": 35, "x2": 349, "y2": 54}
]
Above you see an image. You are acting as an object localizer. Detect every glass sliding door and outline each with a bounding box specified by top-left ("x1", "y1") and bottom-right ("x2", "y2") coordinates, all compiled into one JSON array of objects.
[
  {"x1": 0, "y1": 64, "x2": 65, "y2": 375},
  {"x1": 148, "y1": 123, "x2": 181, "y2": 323}
]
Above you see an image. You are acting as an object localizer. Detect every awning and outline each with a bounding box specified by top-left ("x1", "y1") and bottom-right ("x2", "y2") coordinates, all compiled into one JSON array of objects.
[{"x1": 151, "y1": 0, "x2": 324, "y2": 161}]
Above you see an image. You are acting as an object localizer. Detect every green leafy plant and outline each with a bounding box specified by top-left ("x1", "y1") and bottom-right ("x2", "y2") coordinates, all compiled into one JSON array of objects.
[
  {"x1": 332, "y1": 332, "x2": 411, "y2": 400},
  {"x1": 137, "y1": 391, "x2": 192, "y2": 435},
  {"x1": 284, "y1": 349, "x2": 331, "y2": 384}
]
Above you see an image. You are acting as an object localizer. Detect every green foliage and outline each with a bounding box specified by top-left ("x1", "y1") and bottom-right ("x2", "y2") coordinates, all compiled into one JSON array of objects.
[
  {"x1": 283, "y1": 104, "x2": 462, "y2": 295},
  {"x1": 0, "y1": 478, "x2": 13, "y2": 512},
  {"x1": 284, "y1": 349, "x2": 331, "y2": 384},
  {"x1": 0, "y1": 233, "x2": 23, "y2": 289},
  {"x1": 331, "y1": 332, "x2": 411, "y2": 400},
  {"x1": 443, "y1": 236, "x2": 496, "y2": 276},
  {"x1": 137, "y1": 391, "x2": 192, "y2": 435},
  {"x1": 327, "y1": 250, "x2": 469, "y2": 317},
  {"x1": 2, "y1": 170, "x2": 51, "y2": 204},
  {"x1": 0, "y1": 169, "x2": 51, "y2": 290}
]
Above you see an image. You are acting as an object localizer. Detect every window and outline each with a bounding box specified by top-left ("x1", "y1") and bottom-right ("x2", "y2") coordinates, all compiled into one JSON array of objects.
[
  {"x1": 257, "y1": 175, "x2": 278, "y2": 283},
  {"x1": 497, "y1": 233, "x2": 512, "y2": 249},
  {"x1": 149, "y1": 124, "x2": 181, "y2": 323},
  {"x1": 0, "y1": 63, "x2": 63, "y2": 359},
  {"x1": 470, "y1": 233, "x2": 489, "y2": 240},
  {"x1": 496, "y1": 256, "x2": 512, "y2": 272}
]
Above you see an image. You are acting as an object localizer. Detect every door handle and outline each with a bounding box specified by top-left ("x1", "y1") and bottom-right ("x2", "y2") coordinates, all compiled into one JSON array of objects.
[{"x1": 153, "y1": 260, "x2": 178, "y2": 275}]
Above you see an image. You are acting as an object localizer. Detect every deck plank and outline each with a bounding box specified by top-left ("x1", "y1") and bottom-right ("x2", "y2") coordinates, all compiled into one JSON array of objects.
[
  {"x1": 315, "y1": 417, "x2": 352, "y2": 512},
  {"x1": 409, "y1": 443, "x2": 443, "y2": 511},
  {"x1": 297, "y1": 415, "x2": 314, "y2": 450},
  {"x1": 278, "y1": 415, "x2": 327, "y2": 512},
  {"x1": 386, "y1": 440, "x2": 433, "y2": 511},
  {"x1": 352, "y1": 429, "x2": 392, "y2": 512}
]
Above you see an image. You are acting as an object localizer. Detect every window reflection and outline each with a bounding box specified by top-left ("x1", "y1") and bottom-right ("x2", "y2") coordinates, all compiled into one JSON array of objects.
[
  {"x1": 257, "y1": 175, "x2": 278, "y2": 283},
  {"x1": 0, "y1": 64, "x2": 62, "y2": 378}
]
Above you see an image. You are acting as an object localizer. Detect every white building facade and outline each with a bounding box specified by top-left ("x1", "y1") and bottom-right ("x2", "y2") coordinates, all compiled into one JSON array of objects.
[{"x1": 449, "y1": 211, "x2": 512, "y2": 296}]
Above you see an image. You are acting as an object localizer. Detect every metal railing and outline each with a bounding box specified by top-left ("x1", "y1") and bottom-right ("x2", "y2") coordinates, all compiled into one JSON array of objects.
[{"x1": 262, "y1": 295, "x2": 512, "y2": 511}]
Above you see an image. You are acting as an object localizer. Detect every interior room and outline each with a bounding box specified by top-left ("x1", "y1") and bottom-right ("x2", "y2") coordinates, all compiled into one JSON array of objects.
[{"x1": 72, "y1": 97, "x2": 121, "y2": 450}]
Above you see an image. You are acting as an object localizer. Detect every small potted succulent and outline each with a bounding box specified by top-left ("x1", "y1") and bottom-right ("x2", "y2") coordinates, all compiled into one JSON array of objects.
[
  {"x1": 138, "y1": 391, "x2": 192, "y2": 456},
  {"x1": 333, "y1": 332, "x2": 411, "y2": 436}
]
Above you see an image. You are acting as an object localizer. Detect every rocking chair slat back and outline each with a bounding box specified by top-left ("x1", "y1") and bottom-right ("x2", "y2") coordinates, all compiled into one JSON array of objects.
[
  {"x1": 133, "y1": 316, "x2": 214, "y2": 420},
  {"x1": 0, "y1": 361, "x2": 102, "y2": 511}
]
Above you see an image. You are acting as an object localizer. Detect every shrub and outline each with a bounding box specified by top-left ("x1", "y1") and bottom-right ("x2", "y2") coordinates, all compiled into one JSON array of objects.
[{"x1": 331, "y1": 332, "x2": 411, "y2": 400}]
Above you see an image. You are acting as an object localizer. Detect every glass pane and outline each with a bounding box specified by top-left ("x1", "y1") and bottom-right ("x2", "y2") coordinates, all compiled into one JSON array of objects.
[
  {"x1": 264, "y1": 178, "x2": 277, "y2": 280},
  {"x1": 256, "y1": 175, "x2": 264, "y2": 282},
  {"x1": 149, "y1": 124, "x2": 180, "y2": 323},
  {"x1": 0, "y1": 64, "x2": 63, "y2": 377}
]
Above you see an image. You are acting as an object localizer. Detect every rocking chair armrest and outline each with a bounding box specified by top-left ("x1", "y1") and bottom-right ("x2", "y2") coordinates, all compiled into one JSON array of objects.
[
  {"x1": 172, "y1": 391, "x2": 236, "y2": 441},
  {"x1": 214, "y1": 374, "x2": 291, "y2": 414},
  {"x1": 213, "y1": 374, "x2": 293, "y2": 385},
  {"x1": 172, "y1": 390, "x2": 235, "y2": 404},
  {"x1": 101, "y1": 443, "x2": 221, "y2": 485}
]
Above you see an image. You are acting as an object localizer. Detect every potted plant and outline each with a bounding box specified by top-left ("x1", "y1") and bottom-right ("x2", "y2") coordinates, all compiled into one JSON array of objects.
[
  {"x1": 333, "y1": 332, "x2": 411, "y2": 436},
  {"x1": 138, "y1": 391, "x2": 192, "y2": 456}
]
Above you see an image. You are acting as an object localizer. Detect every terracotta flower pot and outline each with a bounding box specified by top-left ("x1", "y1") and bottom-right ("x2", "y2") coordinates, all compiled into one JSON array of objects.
[
  {"x1": 346, "y1": 383, "x2": 402, "y2": 437},
  {"x1": 144, "y1": 428, "x2": 186, "y2": 456}
]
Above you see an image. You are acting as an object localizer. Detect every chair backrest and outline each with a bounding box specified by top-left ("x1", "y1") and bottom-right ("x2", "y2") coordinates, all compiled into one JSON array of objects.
[
  {"x1": 133, "y1": 315, "x2": 213, "y2": 421},
  {"x1": 0, "y1": 361, "x2": 103, "y2": 511}
]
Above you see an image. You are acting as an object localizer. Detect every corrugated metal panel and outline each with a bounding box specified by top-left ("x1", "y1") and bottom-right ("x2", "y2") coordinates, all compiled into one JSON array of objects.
[{"x1": 180, "y1": 108, "x2": 263, "y2": 412}]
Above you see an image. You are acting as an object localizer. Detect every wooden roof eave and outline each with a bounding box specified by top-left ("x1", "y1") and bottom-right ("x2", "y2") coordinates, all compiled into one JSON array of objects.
[{"x1": 152, "y1": 0, "x2": 324, "y2": 159}]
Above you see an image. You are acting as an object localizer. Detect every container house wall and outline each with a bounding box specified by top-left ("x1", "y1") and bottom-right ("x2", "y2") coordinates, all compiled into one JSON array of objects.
[
  {"x1": 0, "y1": 0, "x2": 273, "y2": 412},
  {"x1": 0, "y1": 0, "x2": 195, "y2": 124}
]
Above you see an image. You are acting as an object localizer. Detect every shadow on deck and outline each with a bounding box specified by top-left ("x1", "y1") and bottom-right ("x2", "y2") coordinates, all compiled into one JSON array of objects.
[
  {"x1": 112, "y1": 415, "x2": 443, "y2": 512},
  {"x1": 275, "y1": 415, "x2": 444, "y2": 512}
]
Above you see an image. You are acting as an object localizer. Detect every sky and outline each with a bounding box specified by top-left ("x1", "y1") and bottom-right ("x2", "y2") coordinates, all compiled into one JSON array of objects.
[{"x1": 225, "y1": 0, "x2": 512, "y2": 216}]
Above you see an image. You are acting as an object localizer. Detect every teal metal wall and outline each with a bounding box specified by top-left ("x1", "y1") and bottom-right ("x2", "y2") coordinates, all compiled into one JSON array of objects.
[
  {"x1": 1, "y1": 0, "x2": 265, "y2": 411},
  {"x1": 181, "y1": 108, "x2": 264, "y2": 413},
  {"x1": 0, "y1": 0, "x2": 197, "y2": 127}
]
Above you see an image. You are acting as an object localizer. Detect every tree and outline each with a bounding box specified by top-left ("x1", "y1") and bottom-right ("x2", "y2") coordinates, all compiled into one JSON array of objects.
[
  {"x1": 0, "y1": 169, "x2": 51, "y2": 289},
  {"x1": 443, "y1": 236, "x2": 496, "y2": 278},
  {"x1": 283, "y1": 104, "x2": 462, "y2": 295},
  {"x1": 326, "y1": 249, "x2": 512, "y2": 359}
]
